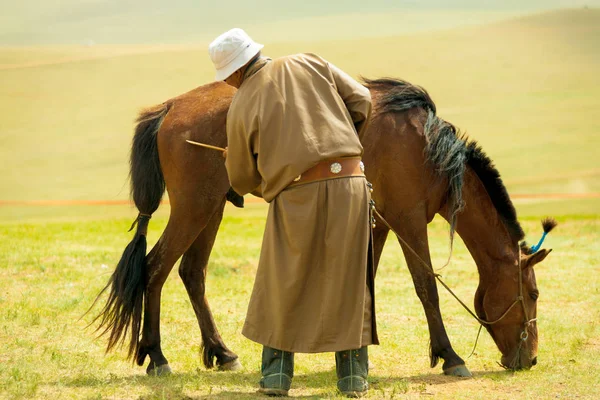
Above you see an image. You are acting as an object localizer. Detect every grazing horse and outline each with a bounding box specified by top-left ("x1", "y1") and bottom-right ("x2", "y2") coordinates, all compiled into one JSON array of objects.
[{"x1": 92, "y1": 78, "x2": 553, "y2": 377}]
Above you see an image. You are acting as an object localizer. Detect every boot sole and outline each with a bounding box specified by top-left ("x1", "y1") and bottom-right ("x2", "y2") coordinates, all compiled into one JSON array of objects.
[
  {"x1": 341, "y1": 390, "x2": 367, "y2": 398},
  {"x1": 258, "y1": 388, "x2": 289, "y2": 397}
]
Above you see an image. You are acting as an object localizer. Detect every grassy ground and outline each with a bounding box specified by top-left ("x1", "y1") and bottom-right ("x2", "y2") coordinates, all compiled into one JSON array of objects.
[{"x1": 1, "y1": 203, "x2": 599, "y2": 399}]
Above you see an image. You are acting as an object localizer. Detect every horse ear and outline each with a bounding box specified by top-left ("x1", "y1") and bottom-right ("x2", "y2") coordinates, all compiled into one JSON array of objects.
[{"x1": 522, "y1": 249, "x2": 552, "y2": 269}]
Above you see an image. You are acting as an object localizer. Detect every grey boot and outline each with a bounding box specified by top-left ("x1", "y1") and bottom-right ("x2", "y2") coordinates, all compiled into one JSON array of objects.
[
  {"x1": 335, "y1": 347, "x2": 369, "y2": 398},
  {"x1": 258, "y1": 346, "x2": 294, "y2": 396}
]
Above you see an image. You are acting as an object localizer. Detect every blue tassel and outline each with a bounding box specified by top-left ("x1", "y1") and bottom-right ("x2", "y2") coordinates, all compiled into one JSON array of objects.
[{"x1": 530, "y1": 231, "x2": 548, "y2": 253}]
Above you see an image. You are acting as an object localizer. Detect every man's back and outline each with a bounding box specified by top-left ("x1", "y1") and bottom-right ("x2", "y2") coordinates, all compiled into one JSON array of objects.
[{"x1": 226, "y1": 53, "x2": 371, "y2": 201}]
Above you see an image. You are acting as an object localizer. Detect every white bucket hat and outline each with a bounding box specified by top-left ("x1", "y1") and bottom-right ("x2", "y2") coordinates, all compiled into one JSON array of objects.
[{"x1": 208, "y1": 28, "x2": 264, "y2": 81}]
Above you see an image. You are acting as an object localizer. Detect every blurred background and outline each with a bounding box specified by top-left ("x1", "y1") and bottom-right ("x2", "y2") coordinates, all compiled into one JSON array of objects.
[{"x1": 1, "y1": 0, "x2": 599, "y2": 220}]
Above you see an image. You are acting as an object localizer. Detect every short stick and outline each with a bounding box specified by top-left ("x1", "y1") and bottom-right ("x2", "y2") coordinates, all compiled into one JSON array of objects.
[{"x1": 185, "y1": 140, "x2": 226, "y2": 152}]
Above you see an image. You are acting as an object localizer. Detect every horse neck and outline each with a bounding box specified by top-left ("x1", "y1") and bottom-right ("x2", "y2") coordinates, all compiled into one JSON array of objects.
[{"x1": 447, "y1": 167, "x2": 518, "y2": 279}]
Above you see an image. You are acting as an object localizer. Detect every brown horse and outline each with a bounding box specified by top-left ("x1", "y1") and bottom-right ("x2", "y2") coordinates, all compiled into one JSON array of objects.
[{"x1": 92, "y1": 78, "x2": 553, "y2": 377}]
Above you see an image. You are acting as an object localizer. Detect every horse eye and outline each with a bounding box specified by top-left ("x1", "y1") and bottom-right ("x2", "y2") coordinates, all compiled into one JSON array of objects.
[{"x1": 530, "y1": 291, "x2": 539, "y2": 301}]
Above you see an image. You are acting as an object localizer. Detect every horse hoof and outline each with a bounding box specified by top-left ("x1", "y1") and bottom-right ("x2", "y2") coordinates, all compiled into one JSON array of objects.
[
  {"x1": 218, "y1": 358, "x2": 243, "y2": 371},
  {"x1": 443, "y1": 364, "x2": 472, "y2": 378},
  {"x1": 147, "y1": 363, "x2": 172, "y2": 376}
]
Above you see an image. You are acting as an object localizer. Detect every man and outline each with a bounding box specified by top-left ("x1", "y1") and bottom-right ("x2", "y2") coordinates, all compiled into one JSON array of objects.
[{"x1": 208, "y1": 28, "x2": 378, "y2": 397}]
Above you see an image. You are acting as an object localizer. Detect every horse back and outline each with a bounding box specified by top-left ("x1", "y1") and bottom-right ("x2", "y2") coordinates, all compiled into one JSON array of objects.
[{"x1": 156, "y1": 82, "x2": 236, "y2": 208}]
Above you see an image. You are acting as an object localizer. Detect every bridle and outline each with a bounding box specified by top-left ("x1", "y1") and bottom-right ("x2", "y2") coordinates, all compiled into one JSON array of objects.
[
  {"x1": 372, "y1": 207, "x2": 536, "y2": 369},
  {"x1": 503, "y1": 248, "x2": 537, "y2": 369}
]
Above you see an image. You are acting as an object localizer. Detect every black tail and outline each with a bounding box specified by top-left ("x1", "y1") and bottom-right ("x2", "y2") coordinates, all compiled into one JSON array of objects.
[{"x1": 89, "y1": 103, "x2": 169, "y2": 360}]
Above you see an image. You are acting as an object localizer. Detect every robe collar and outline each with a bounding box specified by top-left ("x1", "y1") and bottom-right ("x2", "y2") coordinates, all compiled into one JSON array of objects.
[{"x1": 242, "y1": 56, "x2": 272, "y2": 83}]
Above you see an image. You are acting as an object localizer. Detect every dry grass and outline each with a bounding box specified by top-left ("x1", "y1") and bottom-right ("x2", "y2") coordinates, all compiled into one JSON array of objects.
[{"x1": 0, "y1": 205, "x2": 599, "y2": 399}]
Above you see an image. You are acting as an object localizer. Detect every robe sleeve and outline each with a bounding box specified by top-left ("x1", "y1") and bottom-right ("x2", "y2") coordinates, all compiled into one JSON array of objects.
[
  {"x1": 329, "y1": 62, "x2": 373, "y2": 139},
  {"x1": 225, "y1": 105, "x2": 262, "y2": 196}
]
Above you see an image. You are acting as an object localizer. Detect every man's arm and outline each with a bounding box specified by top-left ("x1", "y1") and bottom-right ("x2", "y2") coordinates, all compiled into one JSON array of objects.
[
  {"x1": 225, "y1": 112, "x2": 262, "y2": 196},
  {"x1": 329, "y1": 63, "x2": 373, "y2": 138}
]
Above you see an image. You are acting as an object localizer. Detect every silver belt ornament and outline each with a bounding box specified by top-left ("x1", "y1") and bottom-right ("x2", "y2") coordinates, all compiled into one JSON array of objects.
[
  {"x1": 330, "y1": 162, "x2": 342, "y2": 174},
  {"x1": 294, "y1": 161, "x2": 365, "y2": 182}
]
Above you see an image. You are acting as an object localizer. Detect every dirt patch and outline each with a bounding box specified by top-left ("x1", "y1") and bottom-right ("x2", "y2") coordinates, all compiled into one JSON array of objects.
[{"x1": 585, "y1": 338, "x2": 600, "y2": 349}]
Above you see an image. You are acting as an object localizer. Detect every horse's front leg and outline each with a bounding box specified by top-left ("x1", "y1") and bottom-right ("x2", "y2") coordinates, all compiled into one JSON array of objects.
[
  {"x1": 179, "y1": 199, "x2": 241, "y2": 371},
  {"x1": 391, "y1": 214, "x2": 471, "y2": 377}
]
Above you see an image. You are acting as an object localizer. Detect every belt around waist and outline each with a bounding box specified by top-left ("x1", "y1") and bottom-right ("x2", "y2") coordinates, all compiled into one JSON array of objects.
[{"x1": 287, "y1": 157, "x2": 365, "y2": 188}]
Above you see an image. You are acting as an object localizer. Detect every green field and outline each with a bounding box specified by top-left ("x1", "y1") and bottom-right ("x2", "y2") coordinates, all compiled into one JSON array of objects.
[
  {"x1": 1, "y1": 5, "x2": 600, "y2": 399},
  {"x1": 1, "y1": 206, "x2": 599, "y2": 399}
]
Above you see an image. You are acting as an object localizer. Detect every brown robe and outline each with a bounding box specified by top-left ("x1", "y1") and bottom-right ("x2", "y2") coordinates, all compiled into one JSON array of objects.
[{"x1": 225, "y1": 53, "x2": 378, "y2": 352}]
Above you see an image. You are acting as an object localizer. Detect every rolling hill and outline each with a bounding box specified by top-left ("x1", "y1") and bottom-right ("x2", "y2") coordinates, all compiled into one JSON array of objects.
[
  {"x1": 2, "y1": 0, "x2": 599, "y2": 45},
  {"x1": 0, "y1": 8, "x2": 598, "y2": 218}
]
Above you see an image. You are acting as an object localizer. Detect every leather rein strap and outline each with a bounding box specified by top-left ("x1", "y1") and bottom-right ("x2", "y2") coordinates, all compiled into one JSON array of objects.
[{"x1": 372, "y1": 207, "x2": 534, "y2": 341}]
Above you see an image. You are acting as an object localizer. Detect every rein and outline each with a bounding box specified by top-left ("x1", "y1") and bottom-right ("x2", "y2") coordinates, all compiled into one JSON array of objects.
[{"x1": 373, "y1": 208, "x2": 535, "y2": 367}]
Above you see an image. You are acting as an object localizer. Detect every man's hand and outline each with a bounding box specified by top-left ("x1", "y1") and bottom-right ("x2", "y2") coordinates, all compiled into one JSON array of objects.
[{"x1": 222, "y1": 147, "x2": 228, "y2": 159}]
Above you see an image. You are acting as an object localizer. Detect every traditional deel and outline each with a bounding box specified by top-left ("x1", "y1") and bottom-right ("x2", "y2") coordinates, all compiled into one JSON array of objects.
[{"x1": 225, "y1": 53, "x2": 378, "y2": 352}]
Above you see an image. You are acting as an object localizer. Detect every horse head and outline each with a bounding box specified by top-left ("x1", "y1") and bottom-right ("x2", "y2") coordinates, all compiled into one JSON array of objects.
[{"x1": 475, "y1": 218, "x2": 556, "y2": 370}]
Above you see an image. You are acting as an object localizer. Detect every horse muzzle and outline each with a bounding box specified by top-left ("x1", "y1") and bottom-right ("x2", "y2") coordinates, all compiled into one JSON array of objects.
[{"x1": 500, "y1": 352, "x2": 537, "y2": 370}]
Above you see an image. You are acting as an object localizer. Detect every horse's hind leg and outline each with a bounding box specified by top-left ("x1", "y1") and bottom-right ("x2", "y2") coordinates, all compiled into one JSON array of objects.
[
  {"x1": 178, "y1": 200, "x2": 241, "y2": 371},
  {"x1": 137, "y1": 207, "x2": 210, "y2": 375}
]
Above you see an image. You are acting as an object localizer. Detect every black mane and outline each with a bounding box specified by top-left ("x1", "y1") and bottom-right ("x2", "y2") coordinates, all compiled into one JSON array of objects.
[
  {"x1": 364, "y1": 77, "x2": 524, "y2": 243},
  {"x1": 363, "y1": 77, "x2": 436, "y2": 114},
  {"x1": 465, "y1": 141, "x2": 525, "y2": 241}
]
